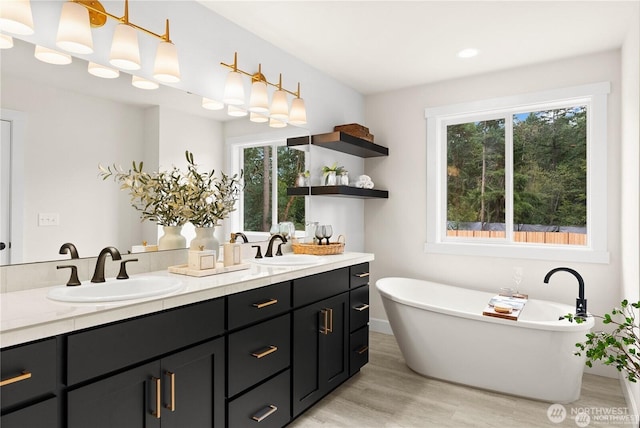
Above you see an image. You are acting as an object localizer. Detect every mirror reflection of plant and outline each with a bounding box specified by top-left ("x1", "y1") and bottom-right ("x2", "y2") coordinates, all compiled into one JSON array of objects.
[
  {"x1": 99, "y1": 161, "x2": 189, "y2": 227},
  {"x1": 564, "y1": 300, "x2": 640, "y2": 383},
  {"x1": 183, "y1": 151, "x2": 243, "y2": 228}
]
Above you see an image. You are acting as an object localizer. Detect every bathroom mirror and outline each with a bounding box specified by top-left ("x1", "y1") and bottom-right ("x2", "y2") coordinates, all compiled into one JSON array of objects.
[{"x1": 1, "y1": 38, "x2": 308, "y2": 266}]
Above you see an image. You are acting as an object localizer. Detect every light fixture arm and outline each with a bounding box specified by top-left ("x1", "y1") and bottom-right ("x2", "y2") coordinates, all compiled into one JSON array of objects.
[
  {"x1": 221, "y1": 52, "x2": 301, "y2": 98},
  {"x1": 71, "y1": 0, "x2": 173, "y2": 43}
]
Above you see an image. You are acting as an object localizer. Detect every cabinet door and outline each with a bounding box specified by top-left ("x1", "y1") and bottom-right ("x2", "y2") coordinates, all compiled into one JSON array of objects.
[
  {"x1": 160, "y1": 338, "x2": 225, "y2": 428},
  {"x1": 292, "y1": 293, "x2": 349, "y2": 417},
  {"x1": 67, "y1": 361, "x2": 161, "y2": 428},
  {"x1": 0, "y1": 396, "x2": 57, "y2": 428}
]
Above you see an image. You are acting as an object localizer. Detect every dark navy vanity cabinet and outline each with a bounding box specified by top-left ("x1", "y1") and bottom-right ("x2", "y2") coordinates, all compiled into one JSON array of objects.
[{"x1": 0, "y1": 262, "x2": 371, "y2": 427}]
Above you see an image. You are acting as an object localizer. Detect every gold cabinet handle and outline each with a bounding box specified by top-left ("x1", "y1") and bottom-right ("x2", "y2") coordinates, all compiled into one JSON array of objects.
[
  {"x1": 320, "y1": 309, "x2": 329, "y2": 335},
  {"x1": 251, "y1": 345, "x2": 278, "y2": 359},
  {"x1": 357, "y1": 345, "x2": 369, "y2": 355},
  {"x1": 327, "y1": 308, "x2": 333, "y2": 334},
  {"x1": 354, "y1": 272, "x2": 370, "y2": 278},
  {"x1": 0, "y1": 371, "x2": 32, "y2": 387},
  {"x1": 353, "y1": 303, "x2": 369, "y2": 312},
  {"x1": 253, "y1": 298, "x2": 278, "y2": 309},
  {"x1": 152, "y1": 377, "x2": 161, "y2": 419},
  {"x1": 165, "y1": 371, "x2": 176, "y2": 412},
  {"x1": 252, "y1": 405, "x2": 278, "y2": 422}
]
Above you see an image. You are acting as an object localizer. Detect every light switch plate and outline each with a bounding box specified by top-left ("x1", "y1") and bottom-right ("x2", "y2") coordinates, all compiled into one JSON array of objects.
[{"x1": 38, "y1": 212, "x2": 59, "y2": 226}]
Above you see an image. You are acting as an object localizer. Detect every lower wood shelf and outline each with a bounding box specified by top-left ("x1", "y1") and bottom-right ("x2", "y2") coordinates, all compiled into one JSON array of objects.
[{"x1": 287, "y1": 186, "x2": 389, "y2": 199}]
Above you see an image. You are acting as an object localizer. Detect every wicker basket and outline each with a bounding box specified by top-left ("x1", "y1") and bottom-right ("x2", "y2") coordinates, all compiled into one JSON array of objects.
[{"x1": 292, "y1": 235, "x2": 345, "y2": 255}]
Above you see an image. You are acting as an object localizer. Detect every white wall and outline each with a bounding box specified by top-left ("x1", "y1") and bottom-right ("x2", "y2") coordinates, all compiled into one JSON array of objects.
[
  {"x1": 620, "y1": 14, "x2": 640, "y2": 418},
  {"x1": 364, "y1": 50, "x2": 624, "y2": 378}
]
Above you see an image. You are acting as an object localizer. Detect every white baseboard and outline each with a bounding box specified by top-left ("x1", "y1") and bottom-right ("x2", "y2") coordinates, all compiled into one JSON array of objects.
[
  {"x1": 620, "y1": 375, "x2": 639, "y2": 427},
  {"x1": 369, "y1": 317, "x2": 393, "y2": 335}
]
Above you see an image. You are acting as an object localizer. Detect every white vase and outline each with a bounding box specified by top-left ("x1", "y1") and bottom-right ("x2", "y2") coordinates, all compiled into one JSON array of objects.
[
  {"x1": 325, "y1": 171, "x2": 337, "y2": 185},
  {"x1": 158, "y1": 226, "x2": 187, "y2": 250},
  {"x1": 190, "y1": 226, "x2": 220, "y2": 255}
]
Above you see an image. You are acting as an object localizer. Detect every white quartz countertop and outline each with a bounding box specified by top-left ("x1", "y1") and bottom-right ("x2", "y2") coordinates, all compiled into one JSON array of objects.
[{"x1": 1, "y1": 252, "x2": 374, "y2": 348}]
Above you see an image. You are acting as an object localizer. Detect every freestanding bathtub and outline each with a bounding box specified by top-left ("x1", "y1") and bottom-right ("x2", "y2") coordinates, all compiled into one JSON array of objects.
[{"x1": 376, "y1": 277, "x2": 594, "y2": 403}]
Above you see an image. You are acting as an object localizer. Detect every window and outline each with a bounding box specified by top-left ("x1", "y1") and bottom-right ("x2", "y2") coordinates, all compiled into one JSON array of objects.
[
  {"x1": 230, "y1": 139, "x2": 306, "y2": 235},
  {"x1": 425, "y1": 83, "x2": 610, "y2": 263}
]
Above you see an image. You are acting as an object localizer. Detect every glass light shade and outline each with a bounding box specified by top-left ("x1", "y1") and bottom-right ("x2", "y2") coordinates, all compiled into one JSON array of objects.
[
  {"x1": 56, "y1": 1, "x2": 93, "y2": 54},
  {"x1": 88, "y1": 62, "x2": 119, "y2": 79},
  {"x1": 248, "y1": 80, "x2": 269, "y2": 113},
  {"x1": 0, "y1": 0, "x2": 34, "y2": 35},
  {"x1": 250, "y1": 112, "x2": 269, "y2": 123},
  {"x1": 131, "y1": 75, "x2": 158, "y2": 90},
  {"x1": 0, "y1": 34, "x2": 14, "y2": 49},
  {"x1": 227, "y1": 105, "x2": 247, "y2": 117},
  {"x1": 202, "y1": 97, "x2": 224, "y2": 110},
  {"x1": 270, "y1": 90, "x2": 289, "y2": 120},
  {"x1": 289, "y1": 97, "x2": 307, "y2": 125},
  {"x1": 269, "y1": 117, "x2": 287, "y2": 128},
  {"x1": 153, "y1": 41, "x2": 180, "y2": 83},
  {"x1": 223, "y1": 71, "x2": 245, "y2": 105},
  {"x1": 110, "y1": 24, "x2": 140, "y2": 70},
  {"x1": 34, "y1": 45, "x2": 72, "y2": 65}
]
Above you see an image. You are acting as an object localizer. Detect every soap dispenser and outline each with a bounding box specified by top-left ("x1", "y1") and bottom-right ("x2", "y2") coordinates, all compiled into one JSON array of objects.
[{"x1": 223, "y1": 234, "x2": 242, "y2": 267}]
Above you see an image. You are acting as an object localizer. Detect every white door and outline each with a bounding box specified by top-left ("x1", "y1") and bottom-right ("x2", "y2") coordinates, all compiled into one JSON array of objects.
[{"x1": 0, "y1": 119, "x2": 11, "y2": 264}]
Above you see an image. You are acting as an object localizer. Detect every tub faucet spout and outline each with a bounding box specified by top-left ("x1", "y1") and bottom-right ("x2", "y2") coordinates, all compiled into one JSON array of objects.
[{"x1": 543, "y1": 267, "x2": 586, "y2": 317}]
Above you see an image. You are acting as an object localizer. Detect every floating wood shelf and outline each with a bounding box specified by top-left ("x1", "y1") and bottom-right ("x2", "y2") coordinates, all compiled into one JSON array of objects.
[
  {"x1": 287, "y1": 131, "x2": 389, "y2": 158},
  {"x1": 287, "y1": 186, "x2": 389, "y2": 199}
]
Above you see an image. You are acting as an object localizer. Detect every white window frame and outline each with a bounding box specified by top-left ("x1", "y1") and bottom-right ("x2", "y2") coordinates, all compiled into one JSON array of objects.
[
  {"x1": 227, "y1": 134, "x2": 308, "y2": 241},
  {"x1": 424, "y1": 82, "x2": 610, "y2": 263}
]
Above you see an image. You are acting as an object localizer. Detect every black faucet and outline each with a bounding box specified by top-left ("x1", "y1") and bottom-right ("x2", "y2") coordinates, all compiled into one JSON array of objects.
[
  {"x1": 543, "y1": 267, "x2": 587, "y2": 317},
  {"x1": 265, "y1": 234, "x2": 287, "y2": 257},
  {"x1": 233, "y1": 232, "x2": 249, "y2": 243},
  {"x1": 59, "y1": 242, "x2": 79, "y2": 259},
  {"x1": 91, "y1": 246, "x2": 122, "y2": 283}
]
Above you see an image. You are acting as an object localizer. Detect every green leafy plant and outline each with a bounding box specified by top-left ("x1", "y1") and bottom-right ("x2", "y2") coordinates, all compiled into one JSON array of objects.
[
  {"x1": 99, "y1": 151, "x2": 243, "y2": 228},
  {"x1": 564, "y1": 300, "x2": 640, "y2": 383},
  {"x1": 322, "y1": 162, "x2": 344, "y2": 177},
  {"x1": 99, "y1": 161, "x2": 189, "y2": 226},
  {"x1": 182, "y1": 151, "x2": 243, "y2": 227}
]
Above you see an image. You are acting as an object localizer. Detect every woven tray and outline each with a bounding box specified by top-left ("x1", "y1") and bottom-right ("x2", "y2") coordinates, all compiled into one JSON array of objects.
[{"x1": 292, "y1": 242, "x2": 345, "y2": 255}]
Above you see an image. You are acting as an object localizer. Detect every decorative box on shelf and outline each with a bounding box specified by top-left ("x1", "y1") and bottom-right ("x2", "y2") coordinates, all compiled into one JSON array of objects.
[{"x1": 334, "y1": 123, "x2": 374, "y2": 142}]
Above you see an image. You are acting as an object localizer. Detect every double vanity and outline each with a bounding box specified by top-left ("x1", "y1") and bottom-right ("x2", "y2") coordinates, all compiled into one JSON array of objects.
[{"x1": 0, "y1": 252, "x2": 373, "y2": 427}]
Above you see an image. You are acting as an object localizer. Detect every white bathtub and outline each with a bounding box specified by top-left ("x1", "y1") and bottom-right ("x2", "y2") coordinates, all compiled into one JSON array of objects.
[{"x1": 376, "y1": 277, "x2": 594, "y2": 403}]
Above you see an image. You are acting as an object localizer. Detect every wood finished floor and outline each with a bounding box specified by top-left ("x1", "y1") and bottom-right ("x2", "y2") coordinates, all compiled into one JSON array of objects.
[{"x1": 290, "y1": 331, "x2": 630, "y2": 428}]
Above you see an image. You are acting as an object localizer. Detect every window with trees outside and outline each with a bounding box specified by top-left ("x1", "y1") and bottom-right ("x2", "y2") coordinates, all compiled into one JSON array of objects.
[
  {"x1": 425, "y1": 83, "x2": 610, "y2": 263},
  {"x1": 235, "y1": 141, "x2": 306, "y2": 234}
]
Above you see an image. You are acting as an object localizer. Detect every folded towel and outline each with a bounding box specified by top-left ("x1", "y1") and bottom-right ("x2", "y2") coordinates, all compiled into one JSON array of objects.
[
  {"x1": 356, "y1": 181, "x2": 365, "y2": 188},
  {"x1": 358, "y1": 174, "x2": 371, "y2": 182},
  {"x1": 364, "y1": 181, "x2": 374, "y2": 189}
]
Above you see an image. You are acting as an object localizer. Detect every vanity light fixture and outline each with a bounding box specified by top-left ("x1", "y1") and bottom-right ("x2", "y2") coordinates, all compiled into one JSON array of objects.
[
  {"x1": 249, "y1": 112, "x2": 269, "y2": 123},
  {"x1": 227, "y1": 105, "x2": 248, "y2": 117},
  {"x1": 131, "y1": 75, "x2": 158, "y2": 90},
  {"x1": 220, "y1": 52, "x2": 307, "y2": 127},
  {"x1": 202, "y1": 97, "x2": 224, "y2": 111},
  {"x1": 88, "y1": 61, "x2": 119, "y2": 79},
  {"x1": 0, "y1": 34, "x2": 14, "y2": 49},
  {"x1": 55, "y1": 0, "x2": 180, "y2": 81},
  {"x1": 34, "y1": 45, "x2": 72, "y2": 65},
  {"x1": 0, "y1": 0, "x2": 34, "y2": 35}
]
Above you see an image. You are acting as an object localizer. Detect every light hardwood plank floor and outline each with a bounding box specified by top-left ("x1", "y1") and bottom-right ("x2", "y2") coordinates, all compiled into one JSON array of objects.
[{"x1": 290, "y1": 331, "x2": 632, "y2": 428}]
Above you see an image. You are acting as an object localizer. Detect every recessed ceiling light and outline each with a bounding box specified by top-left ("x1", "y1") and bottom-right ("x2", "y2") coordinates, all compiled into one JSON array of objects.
[{"x1": 457, "y1": 48, "x2": 479, "y2": 59}]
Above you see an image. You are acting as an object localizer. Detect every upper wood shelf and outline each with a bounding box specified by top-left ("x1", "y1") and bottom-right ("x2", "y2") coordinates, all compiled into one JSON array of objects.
[{"x1": 287, "y1": 131, "x2": 389, "y2": 158}]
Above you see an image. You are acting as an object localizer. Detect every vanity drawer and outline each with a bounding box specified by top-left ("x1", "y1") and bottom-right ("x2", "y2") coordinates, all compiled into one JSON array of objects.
[
  {"x1": 1, "y1": 338, "x2": 57, "y2": 410},
  {"x1": 228, "y1": 314, "x2": 290, "y2": 397},
  {"x1": 350, "y1": 284, "x2": 369, "y2": 332},
  {"x1": 227, "y1": 281, "x2": 291, "y2": 330},
  {"x1": 67, "y1": 297, "x2": 224, "y2": 385},
  {"x1": 349, "y1": 326, "x2": 369, "y2": 376},
  {"x1": 1, "y1": 396, "x2": 57, "y2": 428},
  {"x1": 228, "y1": 369, "x2": 291, "y2": 428},
  {"x1": 293, "y1": 267, "x2": 349, "y2": 307},
  {"x1": 350, "y1": 263, "x2": 370, "y2": 289}
]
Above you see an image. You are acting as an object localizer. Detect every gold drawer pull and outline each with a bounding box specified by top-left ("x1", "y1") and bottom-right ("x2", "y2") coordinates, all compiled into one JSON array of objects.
[
  {"x1": 152, "y1": 377, "x2": 161, "y2": 419},
  {"x1": 357, "y1": 345, "x2": 369, "y2": 355},
  {"x1": 251, "y1": 345, "x2": 278, "y2": 359},
  {"x1": 253, "y1": 298, "x2": 278, "y2": 309},
  {"x1": 165, "y1": 371, "x2": 176, "y2": 412},
  {"x1": 252, "y1": 405, "x2": 278, "y2": 422},
  {"x1": 353, "y1": 303, "x2": 369, "y2": 312},
  {"x1": 0, "y1": 371, "x2": 32, "y2": 387},
  {"x1": 319, "y1": 308, "x2": 333, "y2": 335},
  {"x1": 354, "y1": 272, "x2": 370, "y2": 278}
]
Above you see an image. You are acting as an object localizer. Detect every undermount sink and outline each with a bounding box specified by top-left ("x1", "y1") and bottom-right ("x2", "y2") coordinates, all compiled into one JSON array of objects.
[
  {"x1": 47, "y1": 276, "x2": 183, "y2": 303},
  {"x1": 252, "y1": 254, "x2": 325, "y2": 266}
]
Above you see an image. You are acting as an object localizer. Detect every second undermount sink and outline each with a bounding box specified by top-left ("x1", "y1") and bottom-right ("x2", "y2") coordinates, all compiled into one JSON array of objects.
[
  {"x1": 47, "y1": 276, "x2": 183, "y2": 303},
  {"x1": 252, "y1": 254, "x2": 325, "y2": 266}
]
